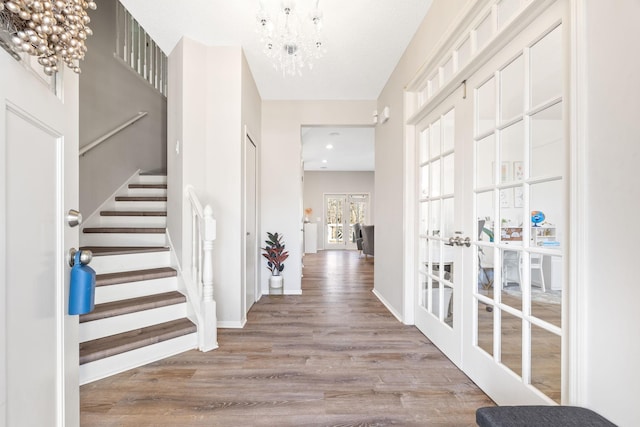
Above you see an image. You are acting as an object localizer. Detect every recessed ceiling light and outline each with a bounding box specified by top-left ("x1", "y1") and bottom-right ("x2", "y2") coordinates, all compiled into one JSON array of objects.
[
  {"x1": 322, "y1": 159, "x2": 328, "y2": 163},
  {"x1": 326, "y1": 144, "x2": 333, "y2": 149},
  {"x1": 329, "y1": 132, "x2": 340, "y2": 137}
]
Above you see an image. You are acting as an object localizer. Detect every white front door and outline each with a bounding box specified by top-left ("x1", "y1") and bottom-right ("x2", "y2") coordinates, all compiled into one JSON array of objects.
[
  {"x1": 244, "y1": 132, "x2": 257, "y2": 314},
  {"x1": 0, "y1": 53, "x2": 79, "y2": 425}
]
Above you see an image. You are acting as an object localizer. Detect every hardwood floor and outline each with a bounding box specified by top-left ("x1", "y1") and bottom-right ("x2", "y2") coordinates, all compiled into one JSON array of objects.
[{"x1": 80, "y1": 250, "x2": 493, "y2": 426}]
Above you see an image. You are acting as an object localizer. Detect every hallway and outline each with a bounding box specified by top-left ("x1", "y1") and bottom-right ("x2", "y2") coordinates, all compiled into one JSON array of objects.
[{"x1": 80, "y1": 250, "x2": 493, "y2": 426}]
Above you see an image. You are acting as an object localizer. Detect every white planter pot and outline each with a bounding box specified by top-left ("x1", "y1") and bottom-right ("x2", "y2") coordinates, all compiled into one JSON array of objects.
[{"x1": 269, "y1": 275, "x2": 283, "y2": 289}]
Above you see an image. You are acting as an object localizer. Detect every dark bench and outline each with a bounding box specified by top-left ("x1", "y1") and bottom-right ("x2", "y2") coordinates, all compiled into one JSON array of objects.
[{"x1": 476, "y1": 406, "x2": 617, "y2": 427}]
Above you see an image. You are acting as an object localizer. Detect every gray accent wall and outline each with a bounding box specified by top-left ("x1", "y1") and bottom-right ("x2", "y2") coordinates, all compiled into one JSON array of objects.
[{"x1": 79, "y1": 0, "x2": 167, "y2": 216}]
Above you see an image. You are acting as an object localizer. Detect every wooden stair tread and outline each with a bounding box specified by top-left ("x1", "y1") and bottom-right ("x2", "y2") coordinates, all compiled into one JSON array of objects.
[
  {"x1": 80, "y1": 246, "x2": 169, "y2": 256},
  {"x1": 100, "y1": 210, "x2": 167, "y2": 217},
  {"x1": 128, "y1": 183, "x2": 167, "y2": 189},
  {"x1": 83, "y1": 227, "x2": 165, "y2": 234},
  {"x1": 79, "y1": 318, "x2": 196, "y2": 365},
  {"x1": 96, "y1": 267, "x2": 177, "y2": 287},
  {"x1": 80, "y1": 291, "x2": 186, "y2": 323},
  {"x1": 115, "y1": 196, "x2": 167, "y2": 202}
]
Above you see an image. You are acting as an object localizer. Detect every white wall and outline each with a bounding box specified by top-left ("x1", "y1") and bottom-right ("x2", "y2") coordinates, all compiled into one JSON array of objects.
[
  {"x1": 261, "y1": 101, "x2": 376, "y2": 294},
  {"x1": 375, "y1": 0, "x2": 468, "y2": 319},
  {"x1": 168, "y1": 38, "x2": 261, "y2": 327},
  {"x1": 581, "y1": 1, "x2": 640, "y2": 425},
  {"x1": 303, "y1": 171, "x2": 375, "y2": 250},
  {"x1": 79, "y1": 0, "x2": 167, "y2": 216}
]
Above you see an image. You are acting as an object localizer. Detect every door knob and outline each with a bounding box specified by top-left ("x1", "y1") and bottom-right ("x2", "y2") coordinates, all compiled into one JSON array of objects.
[
  {"x1": 67, "y1": 209, "x2": 83, "y2": 227},
  {"x1": 68, "y1": 248, "x2": 92, "y2": 267}
]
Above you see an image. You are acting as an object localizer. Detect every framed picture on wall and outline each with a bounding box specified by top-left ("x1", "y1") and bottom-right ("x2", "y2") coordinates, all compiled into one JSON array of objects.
[
  {"x1": 501, "y1": 161, "x2": 511, "y2": 183},
  {"x1": 514, "y1": 161, "x2": 524, "y2": 181},
  {"x1": 500, "y1": 188, "x2": 512, "y2": 208},
  {"x1": 514, "y1": 186, "x2": 524, "y2": 208}
]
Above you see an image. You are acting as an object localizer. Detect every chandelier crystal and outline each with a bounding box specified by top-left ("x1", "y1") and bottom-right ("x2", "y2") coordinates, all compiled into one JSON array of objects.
[
  {"x1": 256, "y1": 0, "x2": 325, "y2": 76},
  {"x1": 0, "y1": 0, "x2": 96, "y2": 75}
]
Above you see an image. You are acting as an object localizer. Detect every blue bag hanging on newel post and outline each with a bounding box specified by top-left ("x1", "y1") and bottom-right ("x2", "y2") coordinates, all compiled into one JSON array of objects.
[{"x1": 68, "y1": 250, "x2": 96, "y2": 315}]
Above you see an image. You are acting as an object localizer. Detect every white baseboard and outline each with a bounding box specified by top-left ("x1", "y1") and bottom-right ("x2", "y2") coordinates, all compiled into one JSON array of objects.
[{"x1": 372, "y1": 288, "x2": 404, "y2": 323}]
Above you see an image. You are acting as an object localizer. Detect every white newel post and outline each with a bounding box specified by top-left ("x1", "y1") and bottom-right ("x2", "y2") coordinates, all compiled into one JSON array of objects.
[{"x1": 200, "y1": 205, "x2": 218, "y2": 351}]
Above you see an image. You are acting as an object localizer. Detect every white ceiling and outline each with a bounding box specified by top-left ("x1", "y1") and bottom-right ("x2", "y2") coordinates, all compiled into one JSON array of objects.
[
  {"x1": 118, "y1": 1, "x2": 433, "y2": 171},
  {"x1": 302, "y1": 126, "x2": 375, "y2": 171},
  {"x1": 118, "y1": 0, "x2": 433, "y2": 100}
]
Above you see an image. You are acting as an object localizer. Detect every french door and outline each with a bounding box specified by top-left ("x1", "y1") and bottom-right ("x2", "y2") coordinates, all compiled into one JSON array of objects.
[
  {"x1": 414, "y1": 87, "x2": 471, "y2": 367},
  {"x1": 413, "y1": 0, "x2": 568, "y2": 405},
  {"x1": 324, "y1": 193, "x2": 369, "y2": 250}
]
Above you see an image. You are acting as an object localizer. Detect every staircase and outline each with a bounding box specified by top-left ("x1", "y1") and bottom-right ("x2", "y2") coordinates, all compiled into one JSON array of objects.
[{"x1": 79, "y1": 173, "x2": 198, "y2": 385}]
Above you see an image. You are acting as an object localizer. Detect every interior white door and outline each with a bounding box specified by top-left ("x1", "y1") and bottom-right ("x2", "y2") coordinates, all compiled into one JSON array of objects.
[
  {"x1": 462, "y1": 3, "x2": 567, "y2": 405},
  {"x1": 0, "y1": 53, "x2": 79, "y2": 425},
  {"x1": 244, "y1": 133, "x2": 257, "y2": 314},
  {"x1": 414, "y1": 87, "x2": 470, "y2": 367}
]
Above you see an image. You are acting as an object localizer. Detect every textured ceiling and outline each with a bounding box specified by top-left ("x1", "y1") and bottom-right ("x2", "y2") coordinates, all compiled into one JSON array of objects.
[{"x1": 118, "y1": 0, "x2": 433, "y2": 100}]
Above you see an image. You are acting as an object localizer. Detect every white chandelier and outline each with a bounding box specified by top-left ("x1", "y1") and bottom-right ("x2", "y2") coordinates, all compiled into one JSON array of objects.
[
  {"x1": 256, "y1": 0, "x2": 325, "y2": 76},
  {"x1": 0, "y1": 0, "x2": 96, "y2": 75}
]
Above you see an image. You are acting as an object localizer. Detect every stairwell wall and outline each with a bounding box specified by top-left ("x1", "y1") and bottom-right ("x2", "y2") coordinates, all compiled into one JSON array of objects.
[
  {"x1": 79, "y1": 0, "x2": 167, "y2": 217},
  {"x1": 168, "y1": 38, "x2": 261, "y2": 327}
]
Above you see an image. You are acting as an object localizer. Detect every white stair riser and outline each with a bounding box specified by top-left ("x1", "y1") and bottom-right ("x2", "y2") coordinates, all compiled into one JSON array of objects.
[
  {"x1": 93, "y1": 216, "x2": 167, "y2": 227},
  {"x1": 80, "y1": 303, "x2": 189, "y2": 343},
  {"x1": 136, "y1": 175, "x2": 167, "y2": 185},
  {"x1": 79, "y1": 333, "x2": 197, "y2": 385},
  {"x1": 95, "y1": 277, "x2": 178, "y2": 304},
  {"x1": 126, "y1": 188, "x2": 167, "y2": 197},
  {"x1": 90, "y1": 251, "x2": 170, "y2": 274},
  {"x1": 114, "y1": 201, "x2": 167, "y2": 210},
  {"x1": 81, "y1": 232, "x2": 167, "y2": 247}
]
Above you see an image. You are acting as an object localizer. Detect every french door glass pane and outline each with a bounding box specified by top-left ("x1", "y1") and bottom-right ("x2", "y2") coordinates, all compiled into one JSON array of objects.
[
  {"x1": 531, "y1": 325, "x2": 561, "y2": 404},
  {"x1": 431, "y1": 159, "x2": 441, "y2": 197},
  {"x1": 419, "y1": 202, "x2": 428, "y2": 235},
  {"x1": 444, "y1": 283, "x2": 454, "y2": 327},
  {"x1": 430, "y1": 200, "x2": 441, "y2": 237},
  {"x1": 430, "y1": 119, "x2": 441, "y2": 157},
  {"x1": 476, "y1": 134, "x2": 496, "y2": 187},
  {"x1": 530, "y1": 254, "x2": 562, "y2": 328},
  {"x1": 500, "y1": 55, "x2": 524, "y2": 123},
  {"x1": 530, "y1": 25, "x2": 562, "y2": 107},
  {"x1": 443, "y1": 197, "x2": 455, "y2": 238},
  {"x1": 500, "y1": 121, "x2": 524, "y2": 179},
  {"x1": 419, "y1": 128, "x2": 429, "y2": 163},
  {"x1": 442, "y1": 109, "x2": 455, "y2": 152},
  {"x1": 457, "y1": 37, "x2": 471, "y2": 70},
  {"x1": 531, "y1": 102, "x2": 563, "y2": 178},
  {"x1": 501, "y1": 249, "x2": 522, "y2": 311},
  {"x1": 420, "y1": 165, "x2": 429, "y2": 198},
  {"x1": 501, "y1": 310, "x2": 522, "y2": 377},
  {"x1": 477, "y1": 77, "x2": 496, "y2": 135},
  {"x1": 477, "y1": 191, "x2": 495, "y2": 239},
  {"x1": 326, "y1": 196, "x2": 344, "y2": 244},
  {"x1": 530, "y1": 180, "x2": 564, "y2": 246},
  {"x1": 443, "y1": 153, "x2": 455, "y2": 195},
  {"x1": 477, "y1": 299, "x2": 494, "y2": 356}
]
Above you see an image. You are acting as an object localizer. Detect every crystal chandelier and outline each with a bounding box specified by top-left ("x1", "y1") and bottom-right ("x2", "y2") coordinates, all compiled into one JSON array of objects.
[
  {"x1": 256, "y1": 0, "x2": 325, "y2": 76},
  {"x1": 0, "y1": 0, "x2": 96, "y2": 75}
]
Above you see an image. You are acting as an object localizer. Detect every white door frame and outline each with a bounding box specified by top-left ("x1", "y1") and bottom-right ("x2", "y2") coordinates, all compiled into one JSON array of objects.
[{"x1": 242, "y1": 126, "x2": 259, "y2": 318}]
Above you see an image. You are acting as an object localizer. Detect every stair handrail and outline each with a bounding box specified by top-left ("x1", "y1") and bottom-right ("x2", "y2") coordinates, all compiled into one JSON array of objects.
[
  {"x1": 185, "y1": 184, "x2": 218, "y2": 351},
  {"x1": 79, "y1": 111, "x2": 148, "y2": 156}
]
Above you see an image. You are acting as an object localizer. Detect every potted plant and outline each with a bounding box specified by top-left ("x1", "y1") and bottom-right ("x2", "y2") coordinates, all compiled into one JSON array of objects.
[{"x1": 262, "y1": 232, "x2": 289, "y2": 290}]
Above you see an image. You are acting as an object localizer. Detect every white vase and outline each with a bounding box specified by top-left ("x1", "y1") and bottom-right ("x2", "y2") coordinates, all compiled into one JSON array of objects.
[{"x1": 269, "y1": 275, "x2": 283, "y2": 289}]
